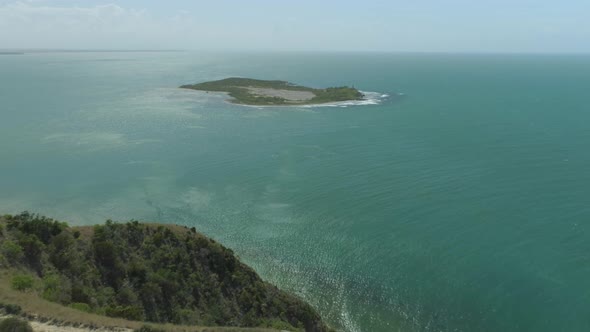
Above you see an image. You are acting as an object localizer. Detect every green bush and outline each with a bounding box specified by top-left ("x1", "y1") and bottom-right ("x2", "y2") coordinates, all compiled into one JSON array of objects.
[
  {"x1": 10, "y1": 275, "x2": 34, "y2": 292},
  {"x1": 69, "y1": 302, "x2": 91, "y2": 313},
  {"x1": 0, "y1": 317, "x2": 33, "y2": 332},
  {"x1": 105, "y1": 305, "x2": 144, "y2": 321},
  {"x1": 42, "y1": 265, "x2": 73, "y2": 304},
  {"x1": 41, "y1": 274, "x2": 60, "y2": 300},
  {"x1": 0, "y1": 241, "x2": 23, "y2": 264},
  {"x1": 0, "y1": 303, "x2": 22, "y2": 315},
  {"x1": 172, "y1": 308, "x2": 200, "y2": 325}
]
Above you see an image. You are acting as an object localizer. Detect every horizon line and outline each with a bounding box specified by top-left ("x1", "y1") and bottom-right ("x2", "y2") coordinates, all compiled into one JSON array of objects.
[{"x1": 2, "y1": 49, "x2": 590, "y2": 56}]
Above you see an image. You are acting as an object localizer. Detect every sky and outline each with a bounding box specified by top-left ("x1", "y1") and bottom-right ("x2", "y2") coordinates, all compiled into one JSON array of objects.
[{"x1": 1, "y1": 0, "x2": 589, "y2": 53}]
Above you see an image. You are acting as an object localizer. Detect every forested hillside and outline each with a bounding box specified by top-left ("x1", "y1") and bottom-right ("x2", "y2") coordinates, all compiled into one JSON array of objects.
[{"x1": 0, "y1": 212, "x2": 331, "y2": 332}]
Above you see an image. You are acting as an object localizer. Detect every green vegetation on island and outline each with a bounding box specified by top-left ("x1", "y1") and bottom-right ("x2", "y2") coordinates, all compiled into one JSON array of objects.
[
  {"x1": 180, "y1": 77, "x2": 364, "y2": 105},
  {"x1": 0, "y1": 212, "x2": 332, "y2": 332}
]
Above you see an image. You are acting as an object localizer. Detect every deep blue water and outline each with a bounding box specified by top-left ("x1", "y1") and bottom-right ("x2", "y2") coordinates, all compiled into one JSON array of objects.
[{"x1": 1, "y1": 52, "x2": 590, "y2": 331}]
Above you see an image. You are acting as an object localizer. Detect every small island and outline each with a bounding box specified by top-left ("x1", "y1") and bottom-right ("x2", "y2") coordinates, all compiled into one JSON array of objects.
[{"x1": 180, "y1": 77, "x2": 365, "y2": 106}]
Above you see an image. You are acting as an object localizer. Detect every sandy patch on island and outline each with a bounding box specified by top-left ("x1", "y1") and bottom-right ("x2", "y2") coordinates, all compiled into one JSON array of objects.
[{"x1": 245, "y1": 87, "x2": 316, "y2": 101}]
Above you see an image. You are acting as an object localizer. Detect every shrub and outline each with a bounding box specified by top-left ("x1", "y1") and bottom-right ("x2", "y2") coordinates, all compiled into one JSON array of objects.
[
  {"x1": 0, "y1": 303, "x2": 21, "y2": 315},
  {"x1": 41, "y1": 274, "x2": 71, "y2": 304},
  {"x1": 0, "y1": 241, "x2": 23, "y2": 264},
  {"x1": 10, "y1": 275, "x2": 34, "y2": 292},
  {"x1": 105, "y1": 305, "x2": 144, "y2": 321},
  {"x1": 69, "y1": 302, "x2": 91, "y2": 313},
  {"x1": 172, "y1": 308, "x2": 200, "y2": 325},
  {"x1": 0, "y1": 317, "x2": 33, "y2": 332},
  {"x1": 42, "y1": 274, "x2": 63, "y2": 303}
]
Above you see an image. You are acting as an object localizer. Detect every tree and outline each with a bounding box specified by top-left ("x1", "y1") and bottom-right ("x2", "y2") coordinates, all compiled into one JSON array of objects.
[{"x1": 0, "y1": 240, "x2": 23, "y2": 264}]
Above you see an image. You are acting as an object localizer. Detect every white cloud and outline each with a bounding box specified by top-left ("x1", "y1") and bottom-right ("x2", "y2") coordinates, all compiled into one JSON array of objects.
[
  {"x1": 0, "y1": 1, "x2": 183, "y2": 49},
  {"x1": 0, "y1": 1, "x2": 380, "y2": 51}
]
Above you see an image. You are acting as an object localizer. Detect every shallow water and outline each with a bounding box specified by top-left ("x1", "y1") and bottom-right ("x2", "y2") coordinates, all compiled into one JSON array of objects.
[{"x1": 1, "y1": 52, "x2": 590, "y2": 331}]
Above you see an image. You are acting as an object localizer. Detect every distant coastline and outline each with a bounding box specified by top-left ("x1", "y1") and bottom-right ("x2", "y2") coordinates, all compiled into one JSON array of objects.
[
  {"x1": 180, "y1": 77, "x2": 365, "y2": 106},
  {"x1": 0, "y1": 49, "x2": 183, "y2": 55}
]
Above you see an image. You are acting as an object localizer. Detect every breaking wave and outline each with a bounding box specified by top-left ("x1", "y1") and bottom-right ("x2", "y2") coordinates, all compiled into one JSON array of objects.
[{"x1": 300, "y1": 91, "x2": 393, "y2": 108}]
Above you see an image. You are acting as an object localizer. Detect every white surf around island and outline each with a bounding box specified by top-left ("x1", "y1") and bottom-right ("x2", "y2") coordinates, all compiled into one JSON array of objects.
[{"x1": 300, "y1": 91, "x2": 393, "y2": 108}]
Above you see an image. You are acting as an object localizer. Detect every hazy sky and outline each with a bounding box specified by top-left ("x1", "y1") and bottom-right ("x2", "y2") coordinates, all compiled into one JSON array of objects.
[{"x1": 1, "y1": 0, "x2": 589, "y2": 53}]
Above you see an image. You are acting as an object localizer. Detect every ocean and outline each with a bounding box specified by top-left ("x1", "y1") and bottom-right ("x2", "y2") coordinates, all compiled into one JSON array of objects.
[{"x1": 1, "y1": 51, "x2": 589, "y2": 331}]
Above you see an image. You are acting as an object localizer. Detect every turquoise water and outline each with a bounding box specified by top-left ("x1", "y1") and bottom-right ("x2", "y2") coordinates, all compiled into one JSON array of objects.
[{"x1": 1, "y1": 52, "x2": 590, "y2": 331}]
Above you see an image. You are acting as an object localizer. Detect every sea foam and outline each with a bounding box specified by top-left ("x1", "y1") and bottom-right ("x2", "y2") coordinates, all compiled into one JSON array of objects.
[{"x1": 300, "y1": 91, "x2": 392, "y2": 108}]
